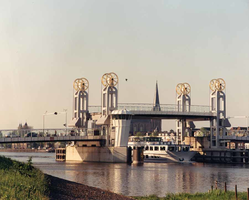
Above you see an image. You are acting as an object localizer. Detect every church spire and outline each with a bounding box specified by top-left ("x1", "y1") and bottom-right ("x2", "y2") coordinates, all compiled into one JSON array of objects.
[{"x1": 153, "y1": 81, "x2": 161, "y2": 111}]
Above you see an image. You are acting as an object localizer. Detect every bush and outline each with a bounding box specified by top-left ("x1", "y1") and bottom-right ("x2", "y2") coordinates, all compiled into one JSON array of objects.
[{"x1": 0, "y1": 156, "x2": 49, "y2": 200}]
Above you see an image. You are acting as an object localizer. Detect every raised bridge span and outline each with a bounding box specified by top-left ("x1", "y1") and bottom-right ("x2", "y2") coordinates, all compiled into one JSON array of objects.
[{"x1": 90, "y1": 103, "x2": 215, "y2": 120}]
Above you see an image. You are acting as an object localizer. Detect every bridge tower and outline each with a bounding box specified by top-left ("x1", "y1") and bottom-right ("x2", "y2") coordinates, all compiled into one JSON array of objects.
[
  {"x1": 72, "y1": 78, "x2": 89, "y2": 128},
  {"x1": 209, "y1": 78, "x2": 227, "y2": 148},
  {"x1": 101, "y1": 72, "x2": 119, "y2": 116},
  {"x1": 99, "y1": 72, "x2": 119, "y2": 146},
  {"x1": 176, "y1": 83, "x2": 191, "y2": 144}
]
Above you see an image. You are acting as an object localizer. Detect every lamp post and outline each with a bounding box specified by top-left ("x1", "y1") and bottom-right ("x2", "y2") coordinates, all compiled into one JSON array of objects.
[
  {"x1": 43, "y1": 111, "x2": 47, "y2": 135},
  {"x1": 62, "y1": 109, "x2": 68, "y2": 134},
  {"x1": 42, "y1": 110, "x2": 68, "y2": 135}
]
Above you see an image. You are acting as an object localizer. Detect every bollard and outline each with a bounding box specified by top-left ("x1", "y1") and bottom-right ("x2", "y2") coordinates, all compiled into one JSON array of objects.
[
  {"x1": 235, "y1": 185, "x2": 238, "y2": 200},
  {"x1": 247, "y1": 188, "x2": 249, "y2": 200},
  {"x1": 215, "y1": 180, "x2": 218, "y2": 190},
  {"x1": 224, "y1": 182, "x2": 227, "y2": 193}
]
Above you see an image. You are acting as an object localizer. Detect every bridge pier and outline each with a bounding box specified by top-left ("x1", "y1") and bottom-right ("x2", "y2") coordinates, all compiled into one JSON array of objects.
[{"x1": 65, "y1": 145, "x2": 129, "y2": 163}]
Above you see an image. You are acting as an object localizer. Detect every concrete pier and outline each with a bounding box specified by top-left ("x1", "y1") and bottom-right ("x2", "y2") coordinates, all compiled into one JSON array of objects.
[{"x1": 66, "y1": 145, "x2": 128, "y2": 163}]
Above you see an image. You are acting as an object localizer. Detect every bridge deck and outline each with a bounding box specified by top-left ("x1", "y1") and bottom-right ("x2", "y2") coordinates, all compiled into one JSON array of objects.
[
  {"x1": 122, "y1": 110, "x2": 215, "y2": 120},
  {"x1": 90, "y1": 104, "x2": 215, "y2": 120},
  {"x1": 220, "y1": 136, "x2": 249, "y2": 142},
  {"x1": 0, "y1": 135, "x2": 106, "y2": 144}
]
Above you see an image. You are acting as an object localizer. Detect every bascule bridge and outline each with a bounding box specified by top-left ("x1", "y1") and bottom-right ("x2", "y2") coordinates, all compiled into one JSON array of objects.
[{"x1": 0, "y1": 74, "x2": 232, "y2": 162}]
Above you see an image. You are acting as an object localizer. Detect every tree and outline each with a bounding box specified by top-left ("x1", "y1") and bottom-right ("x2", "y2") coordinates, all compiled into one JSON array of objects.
[
  {"x1": 200, "y1": 127, "x2": 208, "y2": 135},
  {"x1": 135, "y1": 132, "x2": 144, "y2": 137}
]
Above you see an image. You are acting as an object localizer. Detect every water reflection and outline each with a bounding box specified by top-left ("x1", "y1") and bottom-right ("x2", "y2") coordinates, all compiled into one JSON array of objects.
[{"x1": 1, "y1": 152, "x2": 249, "y2": 197}]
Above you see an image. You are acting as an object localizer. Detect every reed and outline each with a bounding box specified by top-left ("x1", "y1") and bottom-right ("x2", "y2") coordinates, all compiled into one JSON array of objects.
[{"x1": 0, "y1": 156, "x2": 49, "y2": 200}]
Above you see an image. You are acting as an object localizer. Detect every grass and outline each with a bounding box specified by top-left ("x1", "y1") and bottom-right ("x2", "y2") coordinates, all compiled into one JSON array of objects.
[
  {"x1": 134, "y1": 190, "x2": 248, "y2": 200},
  {"x1": 0, "y1": 156, "x2": 49, "y2": 200}
]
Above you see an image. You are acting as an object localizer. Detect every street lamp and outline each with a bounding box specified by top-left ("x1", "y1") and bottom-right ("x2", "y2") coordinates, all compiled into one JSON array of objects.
[
  {"x1": 43, "y1": 111, "x2": 47, "y2": 135},
  {"x1": 43, "y1": 109, "x2": 68, "y2": 135}
]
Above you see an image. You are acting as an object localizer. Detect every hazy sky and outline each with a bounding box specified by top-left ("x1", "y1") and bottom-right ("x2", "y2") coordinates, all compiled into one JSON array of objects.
[{"x1": 0, "y1": 0, "x2": 249, "y2": 130}]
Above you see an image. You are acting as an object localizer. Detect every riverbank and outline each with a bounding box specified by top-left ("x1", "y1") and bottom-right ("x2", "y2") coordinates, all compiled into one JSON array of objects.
[
  {"x1": 47, "y1": 174, "x2": 134, "y2": 200},
  {"x1": 0, "y1": 149, "x2": 47, "y2": 153},
  {"x1": 134, "y1": 190, "x2": 248, "y2": 200},
  {"x1": 0, "y1": 155, "x2": 133, "y2": 199},
  {"x1": 0, "y1": 156, "x2": 48, "y2": 199},
  {"x1": 47, "y1": 175, "x2": 249, "y2": 200}
]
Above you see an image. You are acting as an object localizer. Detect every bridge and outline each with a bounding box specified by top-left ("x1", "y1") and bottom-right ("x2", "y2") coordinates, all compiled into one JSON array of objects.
[
  {"x1": 0, "y1": 103, "x2": 215, "y2": 145},
  {"x1": 0, "y1": 128, "x2": 105, "y2": 144},
  {"x1": 0, "y1": 135, "x2": 105, "y2": 144},
  {"x1": 220, "y1": 136, "x2": 249, "y2": 143},
  {"x1": 90, "y1": 103, "x2": 215, "y2": 120}
]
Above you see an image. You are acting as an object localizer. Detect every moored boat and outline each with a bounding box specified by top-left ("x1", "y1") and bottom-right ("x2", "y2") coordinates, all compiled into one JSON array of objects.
[{"x1": 128, "y1": 136, "x2": 196, "y2": 162}]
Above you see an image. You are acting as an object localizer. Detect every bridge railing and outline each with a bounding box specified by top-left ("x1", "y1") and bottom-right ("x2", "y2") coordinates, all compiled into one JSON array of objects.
[
  {"x1": 226, "y1": 130, "x2": 249, "y2": 137},
  {"x1": 0, "y1": 128, "x2": 104, "y2": 139},
  {"x1": 89, "y1": 103, "x2": 211, "y2": 113}
]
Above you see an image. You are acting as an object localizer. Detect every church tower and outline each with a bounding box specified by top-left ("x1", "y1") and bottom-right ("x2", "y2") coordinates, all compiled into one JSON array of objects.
[
  {"x1": 129, "y1": 81, "x2": 162, "y2": 135},
  {"x1": 152, "y1": 81, "x2": 162, "y2": 132},
  {"x1": 153, "y1": 81, "x2": 161, "y2": 111}
]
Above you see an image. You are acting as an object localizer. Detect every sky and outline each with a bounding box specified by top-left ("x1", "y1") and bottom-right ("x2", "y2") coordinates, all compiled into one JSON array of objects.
[{"x1": 0, "y1": 0, "x2": 249, "y2": 130}]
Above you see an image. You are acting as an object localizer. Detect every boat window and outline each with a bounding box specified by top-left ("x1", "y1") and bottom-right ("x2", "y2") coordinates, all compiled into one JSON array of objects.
[
  {"x1": 168, "y1": 147, "x2": 175, "y2": 151},
  {"x1": 145, "y1": 146, "x2": 149, "y2": 150},
  {"x1": 154, "y1": 146, "x2": 159, "y2": 151},
  {"x1": 160, "y1": 146, "x2": 165, "y2": 151},
  {"x1": 150, "y1": 146, "x2": 153, "y2": 151}
]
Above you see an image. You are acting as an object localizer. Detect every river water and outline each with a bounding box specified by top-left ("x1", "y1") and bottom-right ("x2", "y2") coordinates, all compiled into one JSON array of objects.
[{"x1": 1, "y1": 152, "x2": 249, "y2": 197}]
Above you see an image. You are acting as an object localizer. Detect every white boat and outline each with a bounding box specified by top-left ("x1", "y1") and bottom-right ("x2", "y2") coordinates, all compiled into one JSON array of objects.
[{"x1": 128, "y1": 136, "x2": 196, "y2": 163}]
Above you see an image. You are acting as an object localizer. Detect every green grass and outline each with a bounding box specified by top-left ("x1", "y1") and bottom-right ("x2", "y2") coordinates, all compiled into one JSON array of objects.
[
  {"x1": 134, "y1": 190, "x2": 248, "y2": 200},
  {"x1": 0, "y1": 156, "x2": 49, "y2": 200}
]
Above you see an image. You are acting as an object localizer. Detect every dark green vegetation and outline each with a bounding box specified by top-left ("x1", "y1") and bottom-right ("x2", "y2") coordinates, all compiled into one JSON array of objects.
[
  {"x1": 134, "y1": 190, "x2": 248, "y2": 200},
  {"x1": 0, "y1": 156, "x2": 49, "y2": 200}
]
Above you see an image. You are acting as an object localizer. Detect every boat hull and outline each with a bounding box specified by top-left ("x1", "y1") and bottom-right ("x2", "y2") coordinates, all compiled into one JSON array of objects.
[{"x1": 144, "y1": 151, "x2": 196, "y2": 163}]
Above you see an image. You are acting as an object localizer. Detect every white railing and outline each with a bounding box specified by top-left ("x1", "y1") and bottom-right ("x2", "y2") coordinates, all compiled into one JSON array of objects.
[{"x1": 89, "y1": 103, "x2": 211, "y2": 114}]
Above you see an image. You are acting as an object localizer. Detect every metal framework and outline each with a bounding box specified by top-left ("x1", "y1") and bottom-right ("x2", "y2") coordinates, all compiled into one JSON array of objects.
[
  {"x1": 73, "y1": 78, "x2": 89, "y2": 128},
  {"x1": 101, "y1": 72, "x2": 119, "y2": 116},
  {"x1": 176, "y1": 83, "x2": 192, "y2": 144},
  {"x1": 100, "y1": 72, "x2": 119, "y2": 146},
  {"x1": 209, "y1": 78, "x2": 226, "y2": 148}
]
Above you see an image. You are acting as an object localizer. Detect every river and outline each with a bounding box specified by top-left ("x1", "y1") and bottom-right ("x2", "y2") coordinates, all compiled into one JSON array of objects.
[{"x1": 1, "y1": 152, "x2": 249, "y2": 197}]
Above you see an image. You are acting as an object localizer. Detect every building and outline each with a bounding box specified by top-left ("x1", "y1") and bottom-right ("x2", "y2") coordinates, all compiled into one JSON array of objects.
[
  {"x1": 130, "y1": 82, "x2": 162, "y2": 135},
  {"x1": 158, "y1": 130, "x2": 176, "y2": 142}
]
